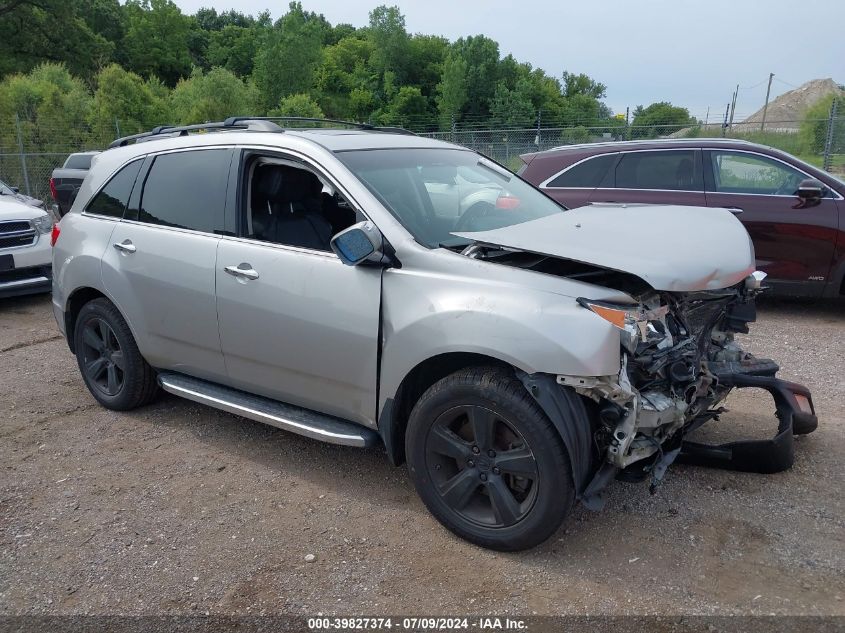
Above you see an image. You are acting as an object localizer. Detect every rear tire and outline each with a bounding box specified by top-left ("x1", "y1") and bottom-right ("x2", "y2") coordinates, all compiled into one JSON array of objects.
[
  {"x1": 73, "y1": 298, "x2": 158, "y2": 410},
  {"x1": 406, "y1": 366, "x2": 575, "y2": 551}
]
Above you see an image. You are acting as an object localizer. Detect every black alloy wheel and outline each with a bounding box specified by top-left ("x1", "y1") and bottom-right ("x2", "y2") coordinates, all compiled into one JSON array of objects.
[
  {"x1": 426, "y1": 404, "x2": 539, "y2": 528},
  {"x1": 80, "y1": 317, "x2": 125, "y2": 397}
]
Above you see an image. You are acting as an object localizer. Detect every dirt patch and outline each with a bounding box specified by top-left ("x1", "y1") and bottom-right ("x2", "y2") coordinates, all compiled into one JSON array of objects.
[{"x1": 0, "y1": 294, "x2": 843, "y2": 616}]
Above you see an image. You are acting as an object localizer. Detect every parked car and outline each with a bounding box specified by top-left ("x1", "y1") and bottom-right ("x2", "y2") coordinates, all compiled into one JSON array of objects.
[
  {"x1": 50, "y1": 151, "x2": 100, "y2": 217},
  {"x1": 0, "y1": 195, "x2": 54, "y2": 298},
  {"x1": 51, "y1": 119, "x2": 817, "y2": 550},
  {"x1": 0, "y1": 178, "x2": 45, "y2": 209},
  {"x1": 518, "y1": 138, "x2": 845, "y2": 298}
]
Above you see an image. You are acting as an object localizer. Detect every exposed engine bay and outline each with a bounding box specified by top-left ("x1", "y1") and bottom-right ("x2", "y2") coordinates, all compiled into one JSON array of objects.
[{"x1": 462, "y1": 242, "x2": 819, "y2": 504}]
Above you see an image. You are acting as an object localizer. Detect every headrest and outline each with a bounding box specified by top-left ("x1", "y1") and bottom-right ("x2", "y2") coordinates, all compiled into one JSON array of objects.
[{"x1": 254, "y1": 166, "x2": 284, "y2": 198}]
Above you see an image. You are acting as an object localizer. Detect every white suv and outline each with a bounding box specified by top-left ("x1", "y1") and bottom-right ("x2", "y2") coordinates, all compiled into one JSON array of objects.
[{"x1": 0, "y1": 196, "x2": 54, "y2": 298}]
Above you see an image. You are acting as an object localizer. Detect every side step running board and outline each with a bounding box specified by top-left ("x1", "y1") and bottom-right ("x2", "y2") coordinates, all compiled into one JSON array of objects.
[{"x1": 157, "y1": 372, "x2": 380, "y2": 448}]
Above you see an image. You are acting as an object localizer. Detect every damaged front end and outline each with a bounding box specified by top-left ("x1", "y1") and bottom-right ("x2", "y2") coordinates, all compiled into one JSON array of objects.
[{"x1": 560, "y1": 272, "x2": 818, "y2": 509}]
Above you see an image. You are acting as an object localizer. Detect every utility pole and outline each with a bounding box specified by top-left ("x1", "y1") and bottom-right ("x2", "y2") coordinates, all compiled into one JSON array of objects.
[
  {"x1": 721, "y1": 103, "x2": 730, "y2": 138},
  {"x1": 760, "y1": 73, "x2": 774, "y2": 132},
  {"x1": 728, "y1": 84, "x2": 738, "y2": 130}
]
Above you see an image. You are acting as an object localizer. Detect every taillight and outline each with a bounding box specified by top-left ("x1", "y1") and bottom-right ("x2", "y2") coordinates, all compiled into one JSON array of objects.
[
  {"x1": 495, "y1": 195, "x2": 521, "y2": 209},
  {"x1": 50, "y1": 223, "x2": 60, "y2": 247},
  {"x1": 49, "y1": 177, "x2": 57, "y2": 201}
]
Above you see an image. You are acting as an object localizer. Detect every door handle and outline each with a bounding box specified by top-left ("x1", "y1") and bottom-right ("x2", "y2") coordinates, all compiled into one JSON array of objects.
[
  {"x1": 113, "y1": 240, "x2": 136, "y2": 253},
  {"x1": 224, "y1": 264, "x2": 259, "y2": 280},
  {"x1": 722, "y1": 207, "x2": 743, "y2": 215}
]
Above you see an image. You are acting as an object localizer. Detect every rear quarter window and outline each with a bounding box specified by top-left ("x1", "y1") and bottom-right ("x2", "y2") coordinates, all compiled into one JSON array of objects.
[
  {"x1": 84, "y1": 159, "x2": 144, "y2": 218},
  {"x1": 545, "y1": 153, "x2": 616, "y2": 188}
]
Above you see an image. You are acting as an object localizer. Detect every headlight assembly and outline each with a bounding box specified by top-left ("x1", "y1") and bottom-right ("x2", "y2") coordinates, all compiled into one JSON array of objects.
[
  {"x1": 577, "y1": 298, "x2": 672, "y2": 354},
  {"x1": 31, "y1": 214, "x2": 53, "y2": 234}
]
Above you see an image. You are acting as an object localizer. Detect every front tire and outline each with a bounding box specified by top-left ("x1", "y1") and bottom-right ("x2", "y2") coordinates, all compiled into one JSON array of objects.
[
  {"x1": 74, "y1": 298, "x2": 158, "y2": 410},
  {"x1": 406, "y1": 367, "x2": 575, "y2": 551}
]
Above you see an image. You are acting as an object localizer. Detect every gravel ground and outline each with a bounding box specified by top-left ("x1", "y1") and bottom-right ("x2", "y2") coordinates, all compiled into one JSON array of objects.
[{"x1": 0, "y1": 294, "x2": 843, "y2": 617}]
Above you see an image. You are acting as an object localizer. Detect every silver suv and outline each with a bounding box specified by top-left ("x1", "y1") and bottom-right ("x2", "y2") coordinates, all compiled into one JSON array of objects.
[{"x1": 52, "y1": 118, "x2": 818, "y2": 550}]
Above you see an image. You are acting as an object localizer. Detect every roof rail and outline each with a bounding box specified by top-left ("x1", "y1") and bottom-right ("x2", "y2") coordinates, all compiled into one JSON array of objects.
[
  {"x1": 108, "y1": 116, "x2": 417, "y2": 149},
  {"x1": 224, "y1": 116, "x2": 417, "y2": 136},
  {"x1": 108, "y1": 118, "x2": 282, "y2": 149}
]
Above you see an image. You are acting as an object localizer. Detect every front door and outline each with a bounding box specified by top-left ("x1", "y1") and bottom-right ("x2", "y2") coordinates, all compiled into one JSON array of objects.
[
  {"x1": 703, "y1": 149, "x2": 839, "y2": 294},
  {"x1": 215, "y1": 154, "x2": 382, "y2": 428}
]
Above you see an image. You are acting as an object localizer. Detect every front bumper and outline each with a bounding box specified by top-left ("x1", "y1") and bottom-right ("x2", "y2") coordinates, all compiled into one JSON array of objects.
[{"x1": 678, "y1": 373, "x2": 817, "y2": 474}]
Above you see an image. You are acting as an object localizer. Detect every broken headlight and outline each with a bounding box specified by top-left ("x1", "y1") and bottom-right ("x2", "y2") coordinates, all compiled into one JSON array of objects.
[{"x1": 577, "y1": 298, "x2": 673, "y2": 355}]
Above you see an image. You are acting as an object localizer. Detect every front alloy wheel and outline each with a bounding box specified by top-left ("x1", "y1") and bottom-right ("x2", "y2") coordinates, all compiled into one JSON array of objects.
[
  {"x1": 426, "y1": 405, "x2": 539, "y2": 528},
  {"x1": 406, "y1": 366, "x2": 576, "y2": 551}
]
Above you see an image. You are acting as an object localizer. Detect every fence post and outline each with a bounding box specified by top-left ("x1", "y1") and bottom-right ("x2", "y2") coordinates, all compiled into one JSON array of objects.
[
  {"x1": 14, "y1": 114, "x2": 32, "y2": 197},
  {"x1": 535, "y1": 109, "x2": 541, "y2": 148},
  {"x1": 450, "y1": 113, "x2": 456, "y2": 143},
  {"x1": 823, "y1": 99, "x2": 837, "y2": 172}
]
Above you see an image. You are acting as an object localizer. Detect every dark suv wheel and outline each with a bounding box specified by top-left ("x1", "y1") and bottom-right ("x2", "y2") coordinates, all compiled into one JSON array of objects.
[
  {"x1": 73, "y1": 298, "x2": 158, "y2": 410},
  {"x1": 405, "y1": 366, "x2": 575, "y2": 551}
]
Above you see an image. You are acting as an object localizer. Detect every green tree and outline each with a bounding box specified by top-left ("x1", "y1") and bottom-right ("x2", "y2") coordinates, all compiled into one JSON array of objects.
[
  {"x1": 170, "y1": 67, "x2": 258, "y2": 124},
  {"x1": 269, "y1": 93, "x2": 324, "y2": 119},
  {"x1": 252, "y1": 2, "x2": 322, "y2": 110},
  {"x1": 631, "y1": 101, "x2": 694, "y2": 138},
  {"x1": 0, "y1": 0, "x2": 114, "y2": 79},
  {"x1": 380, "y1": 86, "x2": 428, "y2": 127},
  {"x1": 122, "y1": 0, "x2": 193, "y2": 86},
  {"x1": 490, "y1": 79, "x2": 535, "y2": 127},
  {"x1": 436, "y1": 53, "x2": 468, "y2": 126},
  {"x1": 799, "y1": 94, "x2": 844, "y2": 154},
  {"x1": 207, "y1": 25, "x2": 261, "y2": 77},
  {"x1": 0, "y1": 63, "x2": 93, "y2": 152},
  {"x1": 315, "y1": 35, "x2": 374, "y2": 118},
  {"x1": 367, "y1": 5, "x2": 411, "y2": 86},
  {"x1": 88, "y1": 64, "x2": 171, "y2": 144},
  {"x1": 561, "y1": 71, "x2": 606, "y2": 99}
]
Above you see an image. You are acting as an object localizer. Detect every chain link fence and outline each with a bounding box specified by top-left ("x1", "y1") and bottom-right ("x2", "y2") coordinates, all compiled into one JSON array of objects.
[{"x1": 2, "y1": 108, "x2": 843, "y2": 208}]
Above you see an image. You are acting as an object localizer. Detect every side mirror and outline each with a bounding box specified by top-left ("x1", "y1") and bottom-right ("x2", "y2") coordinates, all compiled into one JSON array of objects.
[
  {"x1": 330, "y1": 221, "x2": 385, "y2": 266},
  {"x1": 11, "y1": 186, "x2": 19, "y2": 194},
  {"x1": 796, "y1": 178, "x2": 827, "y2": 202}
]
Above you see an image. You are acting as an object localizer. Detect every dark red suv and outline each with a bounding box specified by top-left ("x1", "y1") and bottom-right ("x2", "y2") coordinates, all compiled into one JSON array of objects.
[{"x1": 519, "y1": 138, "x2": 845, "y2": 298}]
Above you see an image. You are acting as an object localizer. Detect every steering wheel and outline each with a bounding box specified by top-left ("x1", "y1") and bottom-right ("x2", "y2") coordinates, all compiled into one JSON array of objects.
[{"x1": 453, "y1": 201, "x2": 496, "y2": 232}]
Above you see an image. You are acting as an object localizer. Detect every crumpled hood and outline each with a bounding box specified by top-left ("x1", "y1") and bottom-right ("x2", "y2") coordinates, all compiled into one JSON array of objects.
[{"x1": 452, "y1": 203, "x2": 755, "y2": 292}]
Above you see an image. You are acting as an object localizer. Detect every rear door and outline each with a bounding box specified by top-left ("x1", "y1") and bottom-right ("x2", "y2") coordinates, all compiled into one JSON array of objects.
[
  {"x1": 588, "y1": 148, "x2": 706, "y2": 206},
  {"x1": 703, "y1": 149, "x2": 839, "y2": 293},
  {"x1": 102, "y1": 147, "x2": 233, "y2": 381}
]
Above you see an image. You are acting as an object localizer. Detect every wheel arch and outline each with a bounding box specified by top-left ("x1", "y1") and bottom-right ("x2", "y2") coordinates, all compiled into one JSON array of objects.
[
  {"x1": 64, "y1": 286, "x2": 109, "y2": 353},
  {"x1": 378, "y1": 351, "x2": 517, "y2": 466}
]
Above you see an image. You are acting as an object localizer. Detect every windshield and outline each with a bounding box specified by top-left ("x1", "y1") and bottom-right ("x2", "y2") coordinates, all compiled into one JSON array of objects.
[
  {"x1": 337, "y1": 148, "x2": 565, "y2": 248},
  {"x1": 0, "y1": 180, "x2": 14, "y2": 196}
]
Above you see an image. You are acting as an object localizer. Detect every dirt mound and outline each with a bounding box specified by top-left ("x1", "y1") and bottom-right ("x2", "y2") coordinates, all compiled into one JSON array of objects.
[{"x1": 738, "y1": 78, "x2": 844, "y2": 131}]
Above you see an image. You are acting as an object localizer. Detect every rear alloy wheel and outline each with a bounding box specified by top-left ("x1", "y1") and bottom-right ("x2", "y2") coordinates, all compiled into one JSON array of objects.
[
  {"x1": 74, "y1": 298, "x2": 158, "y2": 410},
  {"x1": 80, "y1": 318, "x2": 125, "y2": 397},
  {"x1": 406, "y1": 367, "x2": 575, "y2": 551}
]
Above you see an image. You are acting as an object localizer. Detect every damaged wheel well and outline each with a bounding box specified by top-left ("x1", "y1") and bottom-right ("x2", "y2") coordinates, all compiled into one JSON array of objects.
[{"x1": 379, "y1": 352, "x2": 511, "y2": 466}]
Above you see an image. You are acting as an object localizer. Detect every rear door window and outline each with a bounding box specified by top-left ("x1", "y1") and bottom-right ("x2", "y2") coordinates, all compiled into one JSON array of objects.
[
  {"x1": 84, "y1": 159, "x2": 144, "y2": 218},
  {"x1": 135, "y1": 149, "x2": 232, "y2": 233},
  {"x1": 545, "y1": 153, "x2": 617, "y2": 188},
  {"x1": 613, "y1": 150, "x2": 702, "y2": 191},
  {"x1": 707, "y1": 151, "x2": 805, "y2": 195}
]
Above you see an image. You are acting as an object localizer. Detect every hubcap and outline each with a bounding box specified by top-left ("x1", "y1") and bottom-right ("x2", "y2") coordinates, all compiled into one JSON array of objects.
[
  {"x1": 80, "y1": 318, "x2": 125, "y2": 397},
  {"x1": 425, "y1": 405, "x2": 539, "y2": 528}
]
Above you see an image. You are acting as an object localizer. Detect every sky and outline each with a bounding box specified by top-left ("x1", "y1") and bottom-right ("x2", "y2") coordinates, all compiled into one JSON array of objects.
[{"x1": 172, "y1": 0, "x2": 845, "y2": 121}]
